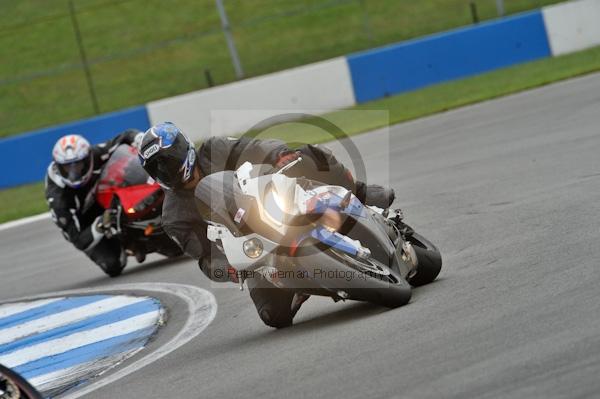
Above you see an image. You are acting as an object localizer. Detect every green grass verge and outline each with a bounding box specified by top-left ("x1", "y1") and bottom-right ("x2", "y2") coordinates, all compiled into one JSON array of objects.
[
  {"x1": 0, "y1": 182, "x2": 47, "y2": 223},
  {"x1": 1, "y1": 0, "x2": 562, "y2": 138},
  {"x1": 3, "y1": 44, "x2": 600, "y2": 224}
]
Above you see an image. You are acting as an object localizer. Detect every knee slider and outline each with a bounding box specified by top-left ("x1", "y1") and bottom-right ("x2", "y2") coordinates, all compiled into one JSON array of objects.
[{"x1": 259, "y1": 309, "x2": 292, "y2": 328}]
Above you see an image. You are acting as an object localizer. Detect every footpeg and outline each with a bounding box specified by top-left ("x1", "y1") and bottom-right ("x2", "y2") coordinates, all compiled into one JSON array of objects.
[{"x1": 393, "y1": 208, "x2": 404, "y2": 220}]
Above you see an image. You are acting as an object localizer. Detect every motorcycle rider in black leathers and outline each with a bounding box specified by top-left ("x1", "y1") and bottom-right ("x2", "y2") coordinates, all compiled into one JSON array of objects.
[
  {"x1": 45, "y1": 130, "x2": 142, "y2": 276},
  {"x1": 138, "y1": 122, "x2": 395, "y2": 327}
]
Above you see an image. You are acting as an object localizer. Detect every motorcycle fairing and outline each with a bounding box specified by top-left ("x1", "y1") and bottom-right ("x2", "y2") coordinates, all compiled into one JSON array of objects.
[
  {"x1": 304, "y1": 188, "x2": 366, "y2": 219},
  {"x1": 96, "y1": 144, "x2": 162, "y2": 217},
  {"x1": 97, "y1": 184, "x2": 161, "y2": 213}
]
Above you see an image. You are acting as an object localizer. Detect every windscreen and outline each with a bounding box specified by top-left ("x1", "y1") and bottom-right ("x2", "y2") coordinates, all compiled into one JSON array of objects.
[{"x1": 97, "y1": 144, "x2": 149, "y2": 190}]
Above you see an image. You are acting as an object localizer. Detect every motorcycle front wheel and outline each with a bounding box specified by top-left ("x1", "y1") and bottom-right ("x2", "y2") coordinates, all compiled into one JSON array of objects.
[{"x1": 294, "y1": 243, "x2": 412, "y2": 308}]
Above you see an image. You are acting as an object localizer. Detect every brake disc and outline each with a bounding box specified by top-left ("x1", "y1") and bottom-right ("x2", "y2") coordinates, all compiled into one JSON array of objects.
[{"x1": 332, "y1": 249, "x2": 391, "y2": 276}]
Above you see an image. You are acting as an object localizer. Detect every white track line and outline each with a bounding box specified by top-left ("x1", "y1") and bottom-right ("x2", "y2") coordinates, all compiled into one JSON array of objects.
[
  {"x1": 0, "y1": 298, "x2": 63, "y2": 319},
  {"x1": 0, "y1": 283, "x2": 217, "y2": 399},
  {"x1": 0, "y1": 312, "x2": 160, "y2": 367},
  {"x1": 0, "y1": 213, "x2": 50, "y2": 232},
  {"x1": 0, "y1": 296, "x2": 148, "y2": 346}
]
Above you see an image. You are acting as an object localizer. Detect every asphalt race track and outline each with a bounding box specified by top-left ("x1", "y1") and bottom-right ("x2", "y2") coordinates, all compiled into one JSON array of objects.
[{"x1": 2, "y1": 72, "x2": 600, "y2": 398}]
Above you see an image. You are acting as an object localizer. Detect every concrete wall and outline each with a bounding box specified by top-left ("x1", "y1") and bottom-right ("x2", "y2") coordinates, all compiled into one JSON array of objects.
[
  {"x1": 146, "y1": 57, "x2": 355, "y2": 141},
  {"x1": 543, "y1": 0, "x2": 600, "y2": 56}
]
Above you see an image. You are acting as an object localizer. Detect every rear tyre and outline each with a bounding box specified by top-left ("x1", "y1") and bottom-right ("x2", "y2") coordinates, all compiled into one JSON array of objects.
[{"x1": 406, "y1": 232, "x2": 442, "y2": 287}]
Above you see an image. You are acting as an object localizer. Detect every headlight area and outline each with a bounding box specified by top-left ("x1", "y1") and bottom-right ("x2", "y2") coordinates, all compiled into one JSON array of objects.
[
  {"x1": 262, "y1": 188, "x2": 289, "y2": 226},
  {"x1": 243, "y1": 238, "x2": 264, "y2": 258},
  {"x1": 207, "y1": 225, "x2": 279, "y2": 268}
]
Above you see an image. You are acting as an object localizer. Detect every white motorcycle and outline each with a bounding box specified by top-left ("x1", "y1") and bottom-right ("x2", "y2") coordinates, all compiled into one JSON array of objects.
[{"x1": 195, "y1": 159, "x2": 442, "y2": 308}]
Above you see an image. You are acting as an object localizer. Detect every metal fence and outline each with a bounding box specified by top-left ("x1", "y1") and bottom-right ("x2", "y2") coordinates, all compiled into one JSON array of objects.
[{"x1": 0, "y1": 0, "x2": 561, "y2": 137}]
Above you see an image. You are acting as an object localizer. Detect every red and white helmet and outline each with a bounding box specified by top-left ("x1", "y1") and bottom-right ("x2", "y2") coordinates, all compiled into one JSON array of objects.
[{"x1": 52, "y1": 134, "x2": 93, "y2": 188}]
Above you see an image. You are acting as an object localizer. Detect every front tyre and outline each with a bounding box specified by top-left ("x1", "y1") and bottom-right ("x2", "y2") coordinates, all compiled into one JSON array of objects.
[
  {"x1": 294, "y1": 245, "x2": 411, "y2": 309},
  {"x1": 334, "y1": 252, "x2": 412, "y2": 308},
  {"x1": 406, "y1": 232, "x2": 442, "y2": 287}
]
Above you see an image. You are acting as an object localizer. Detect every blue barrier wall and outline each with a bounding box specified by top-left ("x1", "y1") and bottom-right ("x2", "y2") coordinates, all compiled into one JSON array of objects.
[
  {"x1": 0, "y1": 106, "x2": 150, "y2": 188},
  {"x1": 347, "y1": 11, "x2": 551, "y2": 103}
]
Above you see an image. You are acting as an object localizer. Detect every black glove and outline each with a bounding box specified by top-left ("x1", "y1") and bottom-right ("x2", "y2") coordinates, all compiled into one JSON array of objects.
[{"x1": 274, "y1": 150, "x2": 301, "y2": 169}]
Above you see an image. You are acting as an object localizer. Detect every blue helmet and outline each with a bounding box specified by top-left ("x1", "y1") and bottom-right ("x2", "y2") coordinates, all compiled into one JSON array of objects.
[{"x1": 138, "y1": 122, "x2": 196, "y2": 190}]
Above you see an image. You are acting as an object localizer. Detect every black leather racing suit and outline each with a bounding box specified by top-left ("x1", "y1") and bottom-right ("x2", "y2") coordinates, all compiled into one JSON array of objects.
[
  {"x1": 161, "y1": 136, "x2": 392, "y2": 327},
  {"x1": 45, "y1": 129, "x2": 140, "y2": 273}
]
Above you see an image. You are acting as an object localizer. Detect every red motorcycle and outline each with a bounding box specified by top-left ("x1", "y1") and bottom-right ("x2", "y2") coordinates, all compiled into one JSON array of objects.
[{"x1": 95, "y1": 144, "x2": 182, "y2": 276}]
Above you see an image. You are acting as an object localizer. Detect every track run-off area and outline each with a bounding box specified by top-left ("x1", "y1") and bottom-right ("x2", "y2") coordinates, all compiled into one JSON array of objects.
[{"x1": 2, "y1": 72, "x2": 600, "y2": 398}]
